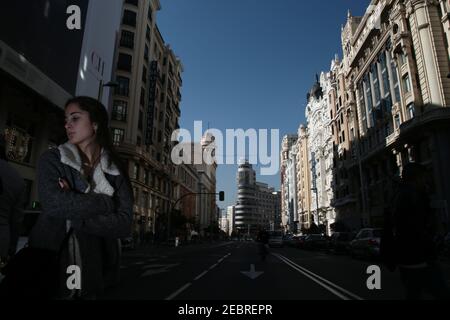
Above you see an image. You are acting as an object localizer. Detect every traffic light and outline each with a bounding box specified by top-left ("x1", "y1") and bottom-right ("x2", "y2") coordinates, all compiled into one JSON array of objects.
[{"x1": 219, "y1": 191, "x2": 225, "y2": 201}]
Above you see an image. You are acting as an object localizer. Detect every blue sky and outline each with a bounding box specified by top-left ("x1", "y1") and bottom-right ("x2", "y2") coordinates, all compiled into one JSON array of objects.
[{"x1": 157, "y1": 0, "x2": 370, "y2": 210}]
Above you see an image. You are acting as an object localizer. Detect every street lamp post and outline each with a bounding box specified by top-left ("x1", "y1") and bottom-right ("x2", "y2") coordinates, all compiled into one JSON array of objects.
[
  {"x1": 98, "y1": 80, "x2": 119, "y2": 102},
  {"x1": 311, "y1": 187, "x2": 319, "y2": 230}
]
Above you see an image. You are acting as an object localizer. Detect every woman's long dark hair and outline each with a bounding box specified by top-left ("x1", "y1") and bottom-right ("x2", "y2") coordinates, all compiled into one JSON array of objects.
[{"x1": 64, "y1": 96, "x2": 130, "y2": 183}]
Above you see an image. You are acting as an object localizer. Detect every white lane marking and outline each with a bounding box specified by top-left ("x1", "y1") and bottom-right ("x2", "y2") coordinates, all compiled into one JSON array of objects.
[
  {"x1": 194, "y1": 253, "x2": 230, "y2": 282},
  {"x1": 209, "y1": 264, "x2": 218, "y2": 270},
  {"x1": 141, "y1": 269, "x2": 170, "y2": 277},
  {"x1": 142, "y1": 264, "x2": 179, "y2": 270},
  {"x1": 165, "y1": 283, "x2": 192, "y2": 301},
  {"x1": 194, "y1": 271, "x2": 209, "y2": 281},
  {"x1": 273, "y1": 253, "x2": 364, "y2": 301}
]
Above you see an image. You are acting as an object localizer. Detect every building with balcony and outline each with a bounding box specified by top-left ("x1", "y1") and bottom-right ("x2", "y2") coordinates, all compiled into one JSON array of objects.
[
  {"x1": 111, "y1": 0, "x2": 184, "y2": 238},
  {"x1": 280, "y1": 134, "x2": 298, "y2": 232},
  {"x1": 296, "y1": 124, "x2": 313, "y2": 231},
  {"x1": 305, "y1": 74, "x2": 336, "y2": 235}
]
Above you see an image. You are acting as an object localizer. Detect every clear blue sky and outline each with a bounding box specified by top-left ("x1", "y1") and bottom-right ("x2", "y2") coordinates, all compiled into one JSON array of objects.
[{"x1": 158, "y1": 0, "x2": 370, "y2": 211}]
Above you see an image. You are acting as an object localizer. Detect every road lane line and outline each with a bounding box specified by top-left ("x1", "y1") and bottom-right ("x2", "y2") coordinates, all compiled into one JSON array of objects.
[
  {"x1": 209, "y1": 263, "x2": 218, "y2": 270},
  {"x1": 273, "y1": 253, "x2": 363, "y2": 300},
  {"x1": 276, "y1": 254, "x2": 363, "y2": 300},
  {"x1": 165, "y1": 283, "x2": 192, "y2": 301},
  {"x1": 194, "y1": 271, "x2": 209, "y2": 281}
]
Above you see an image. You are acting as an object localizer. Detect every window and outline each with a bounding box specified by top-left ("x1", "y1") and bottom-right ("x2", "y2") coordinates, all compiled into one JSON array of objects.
[
  {"x1": 142, "y1": 192, "x2": 149, "y2": 210},
  {"x1": 407, "y1": 104, "x2": 415, "y2": 119},
  {"x1": 402, "y1": 74, "x2": 411, "y2": 93},
  {"x1": 390, "y1": 59, "x2": 401, "y2": 103},
  {"x1": 148, "y1": 5, "x2": 153, "y2": 21},
  {"x1": 146, "y1": 26, "x2": 151, "y2": 41},
  {"x1": 115, "y1": 76, "x2": 130, "y2": 97},
  {"x1": 117, "y1": 53, "x2": 132, "y2": 72},
  {"x1": 120, "y1": 30, "x2": 134, "y2": 49},
  {"x1": 400, "y1": 52, "x2": 408, "y2": 66},
  {"x1": 112, "y1": 100, "x2": 128, "y2": 121},
  {"x1": 133, "y1": 163, "x2": 140, "y2": 180},
  {"x1": 137, "y1": 136, "x2": 141, "y2": 146},
  {"x1": 144, "y1": 170, "x2": 149, "y2": 185},
  {"x1": 112, "y1": 128, "x2": 125, "y2": 145},
  {"x1": 133, "y1": 187, "x2": 139, "y2": 204},
  {"x1": 142, "y1": 66, "x2": 147, "y2": 83},
  {"x1": 395, "y1": 114, "x2": 401, "y2": 129},
  {"x1": 158, "y1": 130, "x2": 162, "y2": 143},
  {"x1": 144, "y1": 45, "x2": 149, "y2": 62},
  {"x1": 371, "y1": 63, "x2": 381, "y2": 107},
  {"x1": 140, "y1": 88, "x2": 145, "y2": 106},
  {"x1": 125, "y1": 0, "x2": 138, "y2": 6},
  {"x1": 122, "y1": 10, "x2": 137, "y2": 27},
  {"x1": 138, "y1": 110, "x2": 144, "y2": 130},
  {"x1": 364, "y1": 75, "x2": 373, "y2": 127}
]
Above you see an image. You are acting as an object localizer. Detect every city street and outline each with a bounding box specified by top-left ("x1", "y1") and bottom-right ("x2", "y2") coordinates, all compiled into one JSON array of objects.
[{"x1": 101, "y1": 241, "x2": 450, "y2": 300}]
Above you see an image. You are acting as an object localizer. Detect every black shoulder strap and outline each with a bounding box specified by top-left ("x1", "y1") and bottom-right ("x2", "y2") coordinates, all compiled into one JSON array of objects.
[{"x1": 58, "y1": 228, "x2": 74, "y2": 256}]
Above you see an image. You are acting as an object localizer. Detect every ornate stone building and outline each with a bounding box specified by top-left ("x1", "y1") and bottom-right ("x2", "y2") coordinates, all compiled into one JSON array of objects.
[
  {"x1": 305, "y1": 74, "x2": 336, "y2": 235},
  {"x1": 336, "y1": 0, "x2": 450, "y2": 229}
]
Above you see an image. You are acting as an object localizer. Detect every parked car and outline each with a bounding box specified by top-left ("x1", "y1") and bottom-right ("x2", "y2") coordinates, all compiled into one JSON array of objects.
[
  {"x1": 303, "y1": 234, "x2": 329, "y2": 251},
  {"x1": 328, "y1": 232, "x2": 355, "y2": 254},
  {"x1": 291, "y1": 235, "x2": 308, "y2": 249},
  {"x1": 121, "y1": 237, "x2": 135, "y2": 251},
  {"x1": 268, "y1": 231, "x2": 284, "y2": 248},
  {"x1": 349, "y1": 228, "x2": 382, "y2": 259},
  {"x1": 283, "y1": 234, "x2": 294, "y2": 246},
  {"x1": 441, "y1": 233, "x2": 450, "y2": 258}
]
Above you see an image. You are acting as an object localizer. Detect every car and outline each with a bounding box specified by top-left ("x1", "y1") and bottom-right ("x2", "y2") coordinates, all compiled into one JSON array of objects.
[
  {"x1": 349, "y1": 228, "x2": 382, "y2": 259},
  {"x1": 268, "y1": 231, "x2": 284, "y2": 248},
  {"x1": 120, "y1": 237, "x2": 135, "y2": 251},
  {"x1": 328, "y1": 232, "x2": 355, "y2": 254},
  {"x1": 303, "y1": 234, "x2": 329, "y2": 251},
  {"x1": 441, "y1": 233, "x2": 450, "y2": 258}
]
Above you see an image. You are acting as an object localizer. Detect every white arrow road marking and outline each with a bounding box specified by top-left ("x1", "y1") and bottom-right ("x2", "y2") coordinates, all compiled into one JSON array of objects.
[{"x1": 241, "y1": 264, "x2": 264, "y2": 280}]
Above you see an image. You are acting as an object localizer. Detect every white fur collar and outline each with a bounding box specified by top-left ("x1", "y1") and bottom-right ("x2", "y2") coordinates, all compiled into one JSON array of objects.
[{"x1": 58, "y1": 142, "x2": 120, "y2": 196}]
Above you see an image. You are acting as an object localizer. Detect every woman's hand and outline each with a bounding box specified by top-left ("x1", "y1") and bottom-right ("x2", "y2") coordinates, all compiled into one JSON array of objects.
[{"x1": 58, "y1": 178, "x2": 71, "y2": 191}]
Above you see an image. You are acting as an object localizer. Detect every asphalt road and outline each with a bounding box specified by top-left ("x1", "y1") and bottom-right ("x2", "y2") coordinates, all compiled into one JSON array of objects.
[{"x1": 101, "y1": 241, "x2": 450, "y2": 300}]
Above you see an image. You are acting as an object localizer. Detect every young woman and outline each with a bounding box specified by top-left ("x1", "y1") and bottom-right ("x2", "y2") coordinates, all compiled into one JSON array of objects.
[{"x1": 29, "y1": 96, "x2": 133, "y2": 299}]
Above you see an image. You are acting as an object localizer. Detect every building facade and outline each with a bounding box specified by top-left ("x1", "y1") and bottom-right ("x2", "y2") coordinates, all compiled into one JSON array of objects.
[
  {"x1": 0, "y1": 1, "x2": 122, "y2": 210},
  {"x1": 305, "y1": 74, "x2": 336, "y2": 235},
  {"x1": 235, "y1": 160, "x2": 257, "y2": 235},
  {"x1": 227, "y1": 205, "x2": 235, "y2": 236},
  {"x1": 280, "y1": 134, "x2": 298, "y2": 232},
  {"x1": 110, "y1": 0, "x2": 185, "y2": 239},
  {"x1": 255, "y1": 182, "x2": 280, "y2": 231},
  {"x1": 337, "y1": 0, "x2": 450, "y2": 230},
  {"x1": 296, "y1": 125, "x2": 312, "y2": 231}
]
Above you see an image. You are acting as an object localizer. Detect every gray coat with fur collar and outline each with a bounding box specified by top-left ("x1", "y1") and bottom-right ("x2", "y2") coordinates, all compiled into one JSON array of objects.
[{"x1": 29, "y1": 143, "x2": 133, "y2": 296}]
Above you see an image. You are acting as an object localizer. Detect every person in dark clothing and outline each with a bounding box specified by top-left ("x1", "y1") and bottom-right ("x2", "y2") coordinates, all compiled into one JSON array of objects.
[
  {"x1": 256, "y1": 229, "x2": 270, "y2": 261},
  {"x1": 392, "y1": 163, "x2": 450, "y2": 300},
  {"x1": 0, "y1": 134, "x2": 25, "y2": 269},
  {"x1": 29, "y1": 97, "x2": 133, "y2": 299}
]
